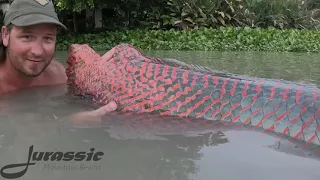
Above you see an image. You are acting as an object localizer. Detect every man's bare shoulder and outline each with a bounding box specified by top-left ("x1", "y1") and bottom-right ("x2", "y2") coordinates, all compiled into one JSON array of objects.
[{"x1": 43, "y1": 59, "x2": 67, "y2": 84}]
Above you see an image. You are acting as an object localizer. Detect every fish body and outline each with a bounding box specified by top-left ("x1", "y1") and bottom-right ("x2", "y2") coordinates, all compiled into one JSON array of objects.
[{"x1": 66, "y1": 43, "x2": 320, "y2": 146}]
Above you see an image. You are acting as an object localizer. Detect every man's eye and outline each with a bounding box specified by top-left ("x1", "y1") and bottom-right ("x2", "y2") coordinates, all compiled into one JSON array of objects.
[{"x1": 22, "y1": 35, "x2": 31, "y2": 40}]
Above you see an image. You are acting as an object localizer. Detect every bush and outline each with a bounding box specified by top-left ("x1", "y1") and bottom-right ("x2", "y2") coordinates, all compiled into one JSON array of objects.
[
  {"x1": 56, "y1": 27, "x2": 320, "y2": 52},
  {"x1": 140, "y1": 0, "x2": 249, "y2": 30},
  {"x1": 50, "y1": 0, "x2": 320, "y2": 32},
  {"x1": 244, "y1": 0, "x2": 320, "y2": 29},
  {"x1": 141, "y1": 0, "x2": 320, "y2": 30}
]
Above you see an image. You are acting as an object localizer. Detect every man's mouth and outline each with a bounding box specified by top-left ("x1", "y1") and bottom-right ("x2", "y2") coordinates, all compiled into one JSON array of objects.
[{"x1": 27, "y1": 59, "x2": 42, "y2": 63}]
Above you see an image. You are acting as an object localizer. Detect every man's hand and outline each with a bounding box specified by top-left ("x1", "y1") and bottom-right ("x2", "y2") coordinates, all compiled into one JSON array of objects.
[
  {"x1": 101, "y1": 47, "x2": 115, "y2": 62},
  {"x1": 67, "y1": 48, "x2": 118, "y2": 126},
  {"x1": 69, "y1": 101, "x2": 117, "y2": 126}
]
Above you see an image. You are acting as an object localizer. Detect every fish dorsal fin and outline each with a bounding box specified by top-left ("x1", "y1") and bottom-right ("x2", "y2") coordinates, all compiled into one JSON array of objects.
[
  {"x1": 142, "y1": 54, "x2": 291, "y2": 84},
  {"x1": 150, "y1": 57, "x2": 232, "y2": 76},
  {"x1": 114, "y1": 43, "x2": 259, "y2": 82},
  {"x1": 141, "y1": 53, "x2": 250, "y2": 80},
  {"x1": 114, "y1": 43, "x2": 233, "y2": 77}
]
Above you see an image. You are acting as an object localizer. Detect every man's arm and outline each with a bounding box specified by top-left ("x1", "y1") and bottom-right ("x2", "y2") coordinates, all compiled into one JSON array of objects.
[{"x1": 68, "y1": 101, "x2": 117, "y2": 126}]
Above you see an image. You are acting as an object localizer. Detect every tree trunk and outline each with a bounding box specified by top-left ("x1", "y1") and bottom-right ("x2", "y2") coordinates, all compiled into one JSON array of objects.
[
  {"x1": 73, "y1": 12, "x2": 77, "y2": 33},
  {"x1": 89, "y1": 8, "x2": 96, "y2": 31}
]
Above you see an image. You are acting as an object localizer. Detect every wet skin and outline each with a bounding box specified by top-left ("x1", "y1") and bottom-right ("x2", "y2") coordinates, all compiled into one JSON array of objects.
[{"x1": 0, "y1": 24, "x2": 117, "y2": 124}]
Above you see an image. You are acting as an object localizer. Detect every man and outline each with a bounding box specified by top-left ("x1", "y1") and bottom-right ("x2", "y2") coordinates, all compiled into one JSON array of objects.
[{"x1": 0, "y1": 0, "x2": 117, "y2": 123}]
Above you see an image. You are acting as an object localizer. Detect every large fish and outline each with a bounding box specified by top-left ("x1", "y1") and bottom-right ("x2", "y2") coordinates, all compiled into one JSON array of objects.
[{"x1": 65, "y1": 43, "x2": 320, "y2": 146}]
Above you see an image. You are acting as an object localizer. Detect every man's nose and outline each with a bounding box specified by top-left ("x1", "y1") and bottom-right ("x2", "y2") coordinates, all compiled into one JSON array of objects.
[{"x1": 30, "y1": 41, "x2": 44, "y2": 56}]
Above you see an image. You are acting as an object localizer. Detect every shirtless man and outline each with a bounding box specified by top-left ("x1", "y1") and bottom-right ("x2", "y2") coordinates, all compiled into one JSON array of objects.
[{"x1": 0, "y1": 0, "x2": 117, "y2": 123}]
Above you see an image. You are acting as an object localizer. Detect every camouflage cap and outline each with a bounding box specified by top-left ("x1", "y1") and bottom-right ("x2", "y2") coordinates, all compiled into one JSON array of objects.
[{"x1": 3, "y1": 0, "x2": 67, "y2": 30}]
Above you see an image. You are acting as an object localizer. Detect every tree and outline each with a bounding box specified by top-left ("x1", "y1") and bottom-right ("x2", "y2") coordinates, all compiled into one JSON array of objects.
[{"x1": 53, "y1": 0, "x2": 94, "y2": 32}]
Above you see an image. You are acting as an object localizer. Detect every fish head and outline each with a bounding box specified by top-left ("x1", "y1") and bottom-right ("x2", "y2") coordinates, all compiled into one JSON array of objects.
[{"x1": 65, "y1": 44, "x2": 108, "y2": 99}]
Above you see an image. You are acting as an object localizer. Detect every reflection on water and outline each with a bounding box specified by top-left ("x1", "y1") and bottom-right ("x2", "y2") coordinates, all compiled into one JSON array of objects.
[{"x1": 0, "y1": 50, "x2": 319, "y2": 180}]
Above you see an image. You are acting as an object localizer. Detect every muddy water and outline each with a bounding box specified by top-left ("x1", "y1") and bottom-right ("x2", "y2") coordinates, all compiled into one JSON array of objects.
[{"x1": 0, "y1": 50, "x2": 319, "y2": 180}]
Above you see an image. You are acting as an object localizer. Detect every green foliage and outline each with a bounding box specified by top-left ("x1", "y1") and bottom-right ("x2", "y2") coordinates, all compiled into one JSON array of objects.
[
  {"x1": 103, "y1": 0, "x2": 164, "y2": 29},
  {"x1": 49, "y1": 0, "x2": 320, "y2": 31},
  {"x1": 244, "y1": 0, "x2": 320, "y2": 29},
  {"x1": 54, "y1": 0, "x2": 94, "y2": 12},
  {"x1": 56, "y1": 27, "x2": 320, "y2": 52},
  {"x1": 136, "y1": 0, "x2": 320, "y2": 30},
  {"x1": 143, "y1": 0, "x2": 248, "y2": 30}
]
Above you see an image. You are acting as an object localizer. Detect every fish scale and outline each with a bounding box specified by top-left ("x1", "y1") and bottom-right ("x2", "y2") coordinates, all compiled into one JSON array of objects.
[{"x1": 66, "y1": 43, "x2": 320, "y2": 146}]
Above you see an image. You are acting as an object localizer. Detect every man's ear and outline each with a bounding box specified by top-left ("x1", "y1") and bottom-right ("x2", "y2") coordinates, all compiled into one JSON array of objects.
[{"x1": 1, "y1": 26, "x2": 10, "y2": 47}]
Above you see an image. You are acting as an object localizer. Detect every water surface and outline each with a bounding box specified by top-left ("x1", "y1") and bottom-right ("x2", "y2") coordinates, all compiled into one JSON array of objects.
[{"x1": 0, "y1": 50, "x2": 319, "y2": 180}]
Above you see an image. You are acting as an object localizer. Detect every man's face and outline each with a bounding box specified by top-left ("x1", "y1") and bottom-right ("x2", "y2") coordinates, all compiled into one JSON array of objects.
[{"x1": 1, "y1": 23, "x2": 57, "y2": 77}]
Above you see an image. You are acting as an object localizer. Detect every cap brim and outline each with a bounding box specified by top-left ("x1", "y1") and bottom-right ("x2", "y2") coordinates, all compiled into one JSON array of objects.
[{"x1": 11, "y1": 14, "x2": 67, "y2": 30}]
